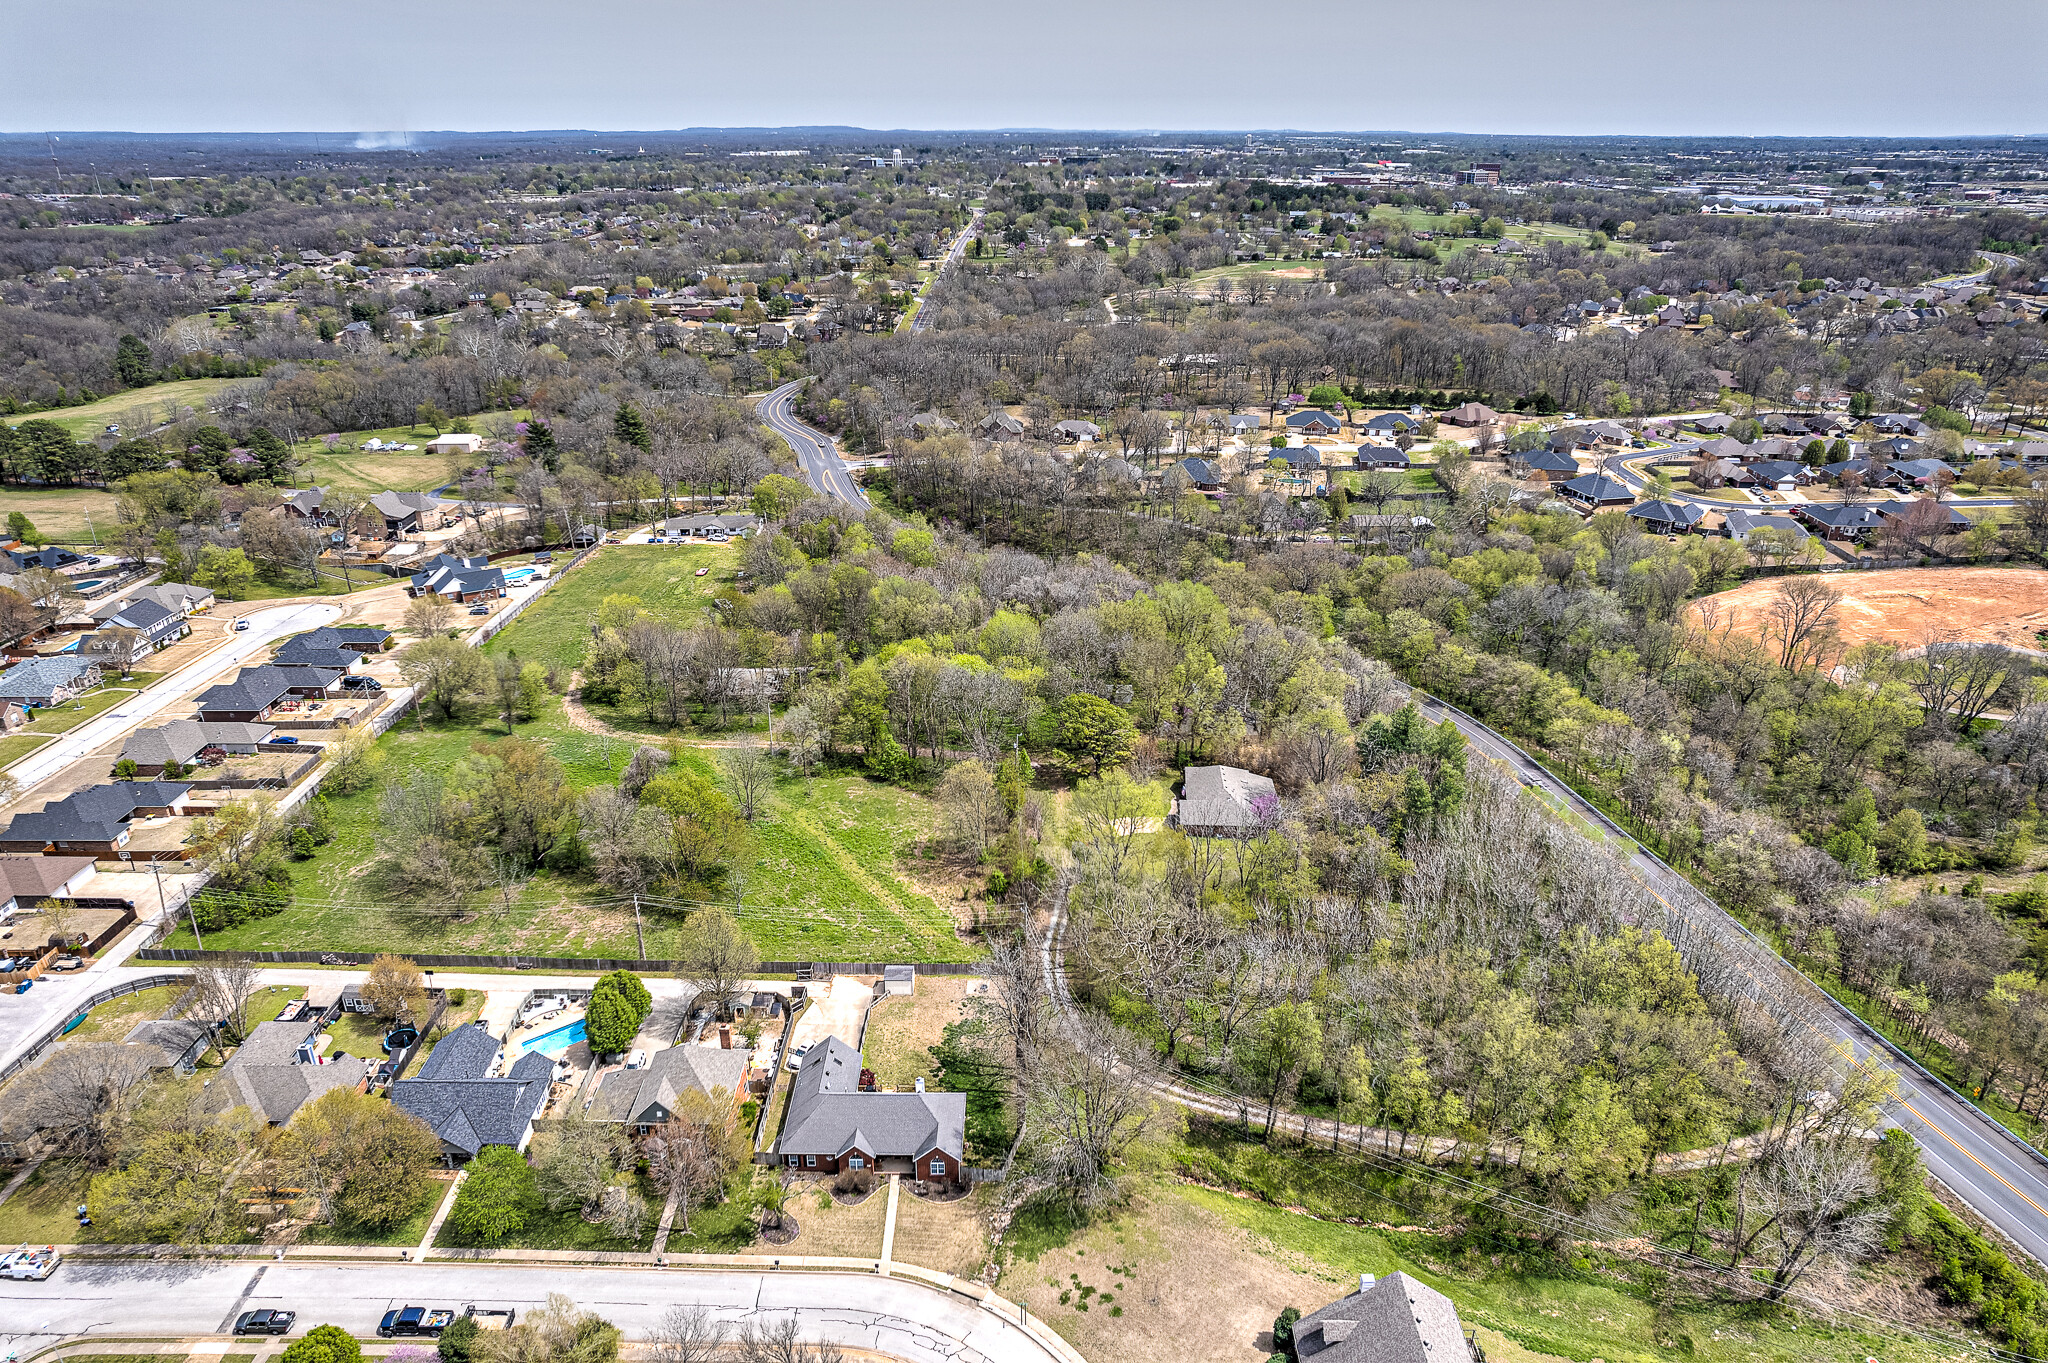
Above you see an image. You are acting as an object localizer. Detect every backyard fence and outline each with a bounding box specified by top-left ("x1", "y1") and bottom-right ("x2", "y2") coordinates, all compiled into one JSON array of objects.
[
  {"x1": 0, "y1": 972, "x2": 193, "y2": 1084},
  {"x1": 132, "y1": 948, "x2": 984, "y2": 975}
]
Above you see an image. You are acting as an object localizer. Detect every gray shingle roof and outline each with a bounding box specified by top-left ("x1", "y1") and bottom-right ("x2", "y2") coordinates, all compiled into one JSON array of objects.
[
  {"x1": 589, "y1": 1045, "x2": 750, "y2": 1124},
  {"x1": 195, "y1": 664, "x2": 297, "y2": 714},
  {"x1": 207, "y1": 1018, "x2": 370, "y2": 1123},
  {"x1": 1296, "y1": 1273, "x2": 1472, "y2": 1363},
  {"x1": 2, "y1": 781, "x2": 191, "y2": 846},
  {"x1": 0, "y1": 657, "x2": 100, "y2": 704},
  {"x1": 391, "y1": 1023, "x2": 551, "y2": 1155},
  {"x1": 778, "y1": 1037, "x2": 965, "y2": 1162},
  {"x1": 1176, "y1": 765, "x2": 1277, "y2": 832},
  {"x1": 121, "y1": 719, "x2": 274, "y2": 766}
]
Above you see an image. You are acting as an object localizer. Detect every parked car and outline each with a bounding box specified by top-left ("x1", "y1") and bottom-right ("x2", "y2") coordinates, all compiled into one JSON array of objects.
[
  {"x1": 341, "y1": 676, "x2": 384, "y2": 692},
  {"x1": 1, "y1": 1244, "x2": 61, "y2": 1279},
  {"x1": 627, "y1": 1050, "x2": 647, "y2": 1070},
  {"x1": 785, "y1": 1043, "x2": 811, "y2": 1072},
  {"x1": 379, "y1": 1307, "x2": 456, "y2": 1337},
  {"x1": 234, "y1": 1309, "x2": 296, "y2": 1335},
  {"x1": 271, "y1": 735, "x2": 299, "y2": 745},
  {"x1": 469, "y1": 604, "x2": 491, "y2": 615},
  {"x1": 234, "y1": 619, "x2": 251, "y2": 631}
]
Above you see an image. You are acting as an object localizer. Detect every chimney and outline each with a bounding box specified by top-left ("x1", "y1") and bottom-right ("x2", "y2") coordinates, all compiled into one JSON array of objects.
[
  {"x1": 719, "y1": 1024, "x2": 732, "y2": 1049},
  {"x1": 1358, "y1": 1273, "x2": 1375, "y2": 1294},
  {"x1": 914, "y1": 1077, "x2": 925, "y2": 1093}
]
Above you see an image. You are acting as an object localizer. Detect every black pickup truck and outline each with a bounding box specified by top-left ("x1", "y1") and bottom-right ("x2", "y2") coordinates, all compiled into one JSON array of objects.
[{"x1": 379, "y1": 1306, "x2": 456, "y2": 1337}]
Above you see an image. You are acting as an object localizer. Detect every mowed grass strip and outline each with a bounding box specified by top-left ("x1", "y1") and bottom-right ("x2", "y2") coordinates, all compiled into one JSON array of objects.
[{"x1": 482, "y1": 542, "x2": 739, "y2": 670}]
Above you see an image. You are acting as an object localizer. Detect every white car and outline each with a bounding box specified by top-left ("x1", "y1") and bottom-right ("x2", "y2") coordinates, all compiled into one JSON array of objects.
[
  {"x1": 234, "y1": 619, "x2": 251, "y2": 632},
  {"x1": 1, "y1": 1244, "x2": 60, "y2": 1280},
  {"x1": 784, "y1": 1043, "x2": 811, "y2": 1072}
]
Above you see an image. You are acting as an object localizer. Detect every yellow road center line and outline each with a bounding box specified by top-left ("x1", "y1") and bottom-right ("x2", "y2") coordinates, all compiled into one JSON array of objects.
[{"x1": 1900, "y1": 1096, "x2": 2048, "y2": 1218}]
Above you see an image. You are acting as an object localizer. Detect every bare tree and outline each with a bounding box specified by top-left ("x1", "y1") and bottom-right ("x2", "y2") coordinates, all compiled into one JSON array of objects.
[
  {"x1": 674, "y1": 907, "x2": 761, "y2": 1020},
  {"x1": 181, "y1": 957, "x2": 262, "y2": 1048},
  {"x1": 1910, "y1": 634, "x2": 2019, "y2": 732},
  {"x1": 1760, "y1": 577, "x2": 1843, "y2": 672},
  {"x1": 719, "y1": 747, "x2": 774, "y2": 822},
  {"x1": 651, "y1": 1306, "x2": 729, "y2": 1363},
  {"x1": 15, "y1": 1043, "x2": 156, "y2": 1167},
  {"x1": 1024, "y1": 1012, "x2": 1159, "y2": 1213}
]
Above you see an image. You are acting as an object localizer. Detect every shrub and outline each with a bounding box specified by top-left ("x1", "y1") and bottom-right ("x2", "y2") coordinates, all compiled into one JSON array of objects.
[
  {"x1": 449, "y1": 1145, "x2": 536, "y2": 1242},
  {"x1": 1273, "y1": 1307, "x2": 1301, "y2": 1356},
  {"x1": 833, "y1": 1167, "x2": 876, "y2": 1196},
  {"x1": 281, "y1": 1325, "x2": 362, "y2": 1363}
]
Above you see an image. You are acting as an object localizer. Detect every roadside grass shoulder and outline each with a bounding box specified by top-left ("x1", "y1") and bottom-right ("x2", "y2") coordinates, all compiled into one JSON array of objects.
[{"x1": 0, "y1": 734, "x2": 55, "y2": 769}]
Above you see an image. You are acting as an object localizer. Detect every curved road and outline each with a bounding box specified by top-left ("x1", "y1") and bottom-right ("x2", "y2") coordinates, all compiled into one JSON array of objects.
[
  {"x1": 759, "y1": 381, "x2": 868, "y2": 506},
  {"x1": 0, "y1": 1261, "x2": 1067, "y2": 1363},
  {"x1": 1414, "y1": 693, "x2": 2048, "y2": 1267}
]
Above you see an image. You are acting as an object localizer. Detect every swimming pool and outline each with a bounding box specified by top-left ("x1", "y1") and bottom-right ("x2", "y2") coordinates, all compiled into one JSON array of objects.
[
  {"x1": 513, "y1": 1017, "x2": 586, "y2": 1058},
  {"x1": 502, "y1": 566, "x2": 538, "y2": 586},
  {"x1": 73, "y1": 579, "x2": 105, "y2": 592}
]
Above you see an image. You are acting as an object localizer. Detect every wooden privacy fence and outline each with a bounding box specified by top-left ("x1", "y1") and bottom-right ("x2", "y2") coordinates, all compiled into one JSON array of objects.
[{"x1": 133, "y1": 948, "x2": 983, "y2": 975}]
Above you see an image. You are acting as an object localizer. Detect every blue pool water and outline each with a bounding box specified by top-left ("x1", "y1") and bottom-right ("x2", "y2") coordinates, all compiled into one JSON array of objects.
[
  {"x1": 73, "y1": 579, "x2": 106, "y2": 591},
  {"x1": 514, "y1": 1017, "x2": 586, "y2": 1058},
  {"x1": 502, "y1": 566, "x2": 537, "y2": 585}
]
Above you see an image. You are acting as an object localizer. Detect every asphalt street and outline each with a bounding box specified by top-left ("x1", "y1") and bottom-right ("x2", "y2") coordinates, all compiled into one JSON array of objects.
[
  {"x1": 1417, "y1": 693, "x2": 2048, "y2": 1266},
  {"x1": 909, "y1": 209, "x2": 980, "y2": 335},
  {"x1": 759, "y1": 381, "x2": 868, "y2": 506},
  {"x1": 0, "y1": 1261, "x2": 1063, "y2": 1363}
]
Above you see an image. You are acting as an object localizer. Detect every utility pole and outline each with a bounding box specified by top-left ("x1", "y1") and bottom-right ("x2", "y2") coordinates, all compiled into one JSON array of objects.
[{"x1": 632, "y1": 892, "x2": 645, "y2": 961}]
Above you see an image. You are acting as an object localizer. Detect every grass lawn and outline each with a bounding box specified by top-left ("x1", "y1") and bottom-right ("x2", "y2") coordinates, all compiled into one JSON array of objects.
[
  {"x1": 864, "y1": 978, "x2": 978, "y2": 1091},
  {"x1": 292, "y1": 409, "x2": 530, "y2": 499},
  {"x1": 661, "y1": 1171, "x2": 761, "y2": 1253},
  {"x1": 0, "y1": 734, "x2": 54, "y2": 769},
  {"x1": 21, "y1": 676, "x2": 164, "y2": 735},
  {"x1": 779, "y1": 1177, "x2": 887, "y2": 1258},
  {"x1": 5, "y1": 378, "x2": 237, "y2": 439},
  {"x1": 0, "y1": 485, "x2": 122, "y2": 545},
  {"x1": 890, "y1": 1184, "x2": 991, "y2": 1277},
  {"x1": 480, "y1": 543, "x2": 738, "y2": 671},
  {"x1": 440, "y1": 1171, "x2": 664, "y2": 1252},
  {"x1": 0, "y1": 1160, "x2": 108, "y2": 1244},
  {"x1": 62, "y1": 984, "x2": 184, "y2": 1043}
]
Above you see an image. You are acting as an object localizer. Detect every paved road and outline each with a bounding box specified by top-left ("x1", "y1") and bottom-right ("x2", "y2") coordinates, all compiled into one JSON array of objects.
[
  {"x1": 759, "y1": 381, "x2": 868, "y2": 507},
  {"x1": 1598, "y1": 451, "x2": 2016, "y2": 516},
  {"x1": 908, "y1": 208, "x2": 981, "y2": 335},
  {"x1": 0, "y1": 1261, "x2": 1062, "y2": 1363},
  {"x1": 7, "y1": 601, "x2": 342, "y2": 791},
  {"x1": 1416, "y1": 693, "x2": 2048, "y2": 1266}
]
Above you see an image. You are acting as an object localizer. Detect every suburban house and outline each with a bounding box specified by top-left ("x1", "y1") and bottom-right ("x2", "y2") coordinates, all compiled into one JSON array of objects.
[
  {"x1": 0, "y1": 781, "x2": 194, "y2": 855},
  {"x1": 1362, "y1": 412, "x2": 1420, "y2": 436},
  {"x1": 391, "y1": 1021, "x2": 554, "y2": 1162},
  {"x1": 204, "y1": 1016, "x2": 372, "y2": 1124},
  {"x1": 662, "y1": 512, "x2": 762, "y2": 538},
  {"x1": 5, "y1": 546, "x2": 84, "y2": 572},
  {"x1": 277, "y1": 626, "x2": 392, "y2": 659},
  {"x1": 1354, "y1": 445, "x2": 1411, "y2": 470},
  {"x1": 1294, "y1": 1273, "x2": 1481, "y2": 1363},
  {"x1": 776, "y1": 1036, "x2": 967, "y2": 1183},
  {"x1": 1225, "y1": 414, "x2": 1264, "y2": 435},
  {"x1": 1172, "y1": 764, "x2": 1279, "y2": 837},
  {"x1": 1722, "y1": 510, "x2": 1811, "y2": 545},
  {"x1": 975, "y1": 412, "x2": 1027, "y2": 439},
  {"x1": 1285, "y1": 410, "x2": 1342, "y2": 436},
  {"x1": 92, "y1": 598, "x2": 189, "y2": 653},
  {"x1": 271, "y1": 637, "x2": 366, "y2": 674},
  {"x1": 906, "y1": 412, "x2": 958, "y2": 435},
  {"x1": 425, "y1": 433, "x2": 485, "y2": 456},
  {"x1": 120, "y1": 719, "x2": 276, "y2": 774},
  {"x1": 0, "y1": 853, "x2": 98, "y2": 915},
  {"x1": 1794, "y1": 503, "x2": 1890, "y2": 541},
  {"x1": 1818, "y1": 458, "x2": 1908, "y2": 488},
  {"x1": 1627, "y1": 500, "x2": 1708, "y2": 535},
  {"x1": 194, "y1": 665, "x2": 302, "y2": 722},
  {"x1": 1508, "y1": 449, "x2": 1579, "y2": 483},
  {"x1": 1052, "y1": 419, "x2": 1103, "y2": 443},
  {"x1": 1440, "y1": 401, "x2": 1502, "y2": 426},
  {"x1": 282, "y1": 487, "x2": 332, "y2": 523},
  {"x1": 78, "y1": 627, "x2": 155, "y2": 671},
  {"x1": 1890, "y1": 457, "x2": 1956, "y2": 486},
  {"x1": 1556, "y1": 473, "x2": 1635, "y2": 508},
  {"x1": 588, "y1": 1044, "x2": 750, "y2": 1133},
  {"x1": 1173, "y1": 457, "x2": 1225, "y2": 492},
  {"x1": 368, "y1": 490, "x2": 451, "y2": 537},
  {"x1": 88, "y1": 582, "x2": 214, "y2": 623},
  {"x1": 1738, "y1": 459, "x2": 1812, "y2": 493},
  {"x1": 0, "y1": 657, "x2": 104, "y2": 709},
  {"x1": 408, "y1": 554, "x2": 506, "y2": 603}
]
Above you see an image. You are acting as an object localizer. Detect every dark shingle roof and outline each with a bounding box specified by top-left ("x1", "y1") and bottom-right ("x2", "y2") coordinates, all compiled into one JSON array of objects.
[
  {"x1": 1295, "y1": 1273, "x2": 1471, "y2": 1363},
  {"x1": 1559, "y1": 473, "x2": 1633, "y2": 502},
  {"x1": 1627, "y1": 500, "x2": 1706, "y2": 528},
  {"x1": 2, "y1": 781, "x2": 191, "y2": 845},
  {"x1": 391, "y1": 1023, "x2": 551, "y2": 1155},
  {"x1": 195, "y1": 664, "x2": 297, "y2": 714},
  {"x1": 589, "y1": 1046, "x2": 749, "y2": 1124},
  {"x1": 778, "y1": 1037, "x2": 965, "y2": 1162}
]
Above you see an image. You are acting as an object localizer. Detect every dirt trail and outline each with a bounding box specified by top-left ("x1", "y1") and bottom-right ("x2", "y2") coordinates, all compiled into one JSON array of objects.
[{"x1": 559, "y1": 674, "x2": 767, "y2": 748}]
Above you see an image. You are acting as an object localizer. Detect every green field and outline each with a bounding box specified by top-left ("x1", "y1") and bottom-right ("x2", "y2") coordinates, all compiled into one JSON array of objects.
[
  {"x1": 0, "y1": 485, "x2": 122, "y2": 545},
  {"x1": 481, "y1": 542, "x2": 737, "y2": 670},
  {"x1": 159, "y1": 544, "x2": 972, "y2": 964},
  {"x1": 293, "y1": 408, "x2": 530, "y2": 498},
  {"x1": 20, "y1": 676, "x2": 164, "y2": 735},
  {"x1": 0, "y1": 734, "x2": 54, "y2": 769},
  {"x1": 4, "y1": 378, "x2": 239, "y2": 439}
]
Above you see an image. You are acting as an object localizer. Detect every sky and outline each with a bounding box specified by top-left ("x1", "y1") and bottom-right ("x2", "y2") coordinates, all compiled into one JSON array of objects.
[{"x1": 8, "y1": 0, "x2": 2048, "y2": 137}]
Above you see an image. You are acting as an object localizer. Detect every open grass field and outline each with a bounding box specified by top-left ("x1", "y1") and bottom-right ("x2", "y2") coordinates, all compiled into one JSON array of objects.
[
  {"x1": 0, "y1": 734, "x2": 55, "y2": 770},
  {"x1": 0, "y1": 485, "x2": 122, "y2": 545},
  {"x1": 1005, "y1": 1170, "x2": 1965, "y2": 1363},
  {"x1": 61, "y1": 984, "x2": 183, "y2": 1042},
  {"x1": 1693, "y1": 565, "x2": 2048, "y2": 650},
  {"x1": 291, "y1": 408, "x2": 529, "y2": 498},
  {"x1": 5, "y1": 378, "x2": 237, "y2": 439},
  {"x1": 481, "y1": 542, "x2": 737, "y2": 670}
]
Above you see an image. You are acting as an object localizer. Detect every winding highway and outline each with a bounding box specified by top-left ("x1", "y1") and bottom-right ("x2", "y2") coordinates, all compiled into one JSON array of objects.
[
  {"x1": 758, "y1": 380, "x2": 868, "y2": 506},
  {"x1": 1413, "y1": 693, "x2": 2048, "y2": 1268}
]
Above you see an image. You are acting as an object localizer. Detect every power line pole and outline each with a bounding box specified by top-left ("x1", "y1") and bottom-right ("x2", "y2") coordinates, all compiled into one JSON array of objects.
[{"x1": 632, "y1": 892, "x2": 644, "y2": 961}]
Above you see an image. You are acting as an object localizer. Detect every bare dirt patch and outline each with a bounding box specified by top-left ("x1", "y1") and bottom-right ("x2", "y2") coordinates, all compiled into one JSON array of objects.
[{"x1": 1693, "y1": 566, "x2": 2048, "y2": 650}]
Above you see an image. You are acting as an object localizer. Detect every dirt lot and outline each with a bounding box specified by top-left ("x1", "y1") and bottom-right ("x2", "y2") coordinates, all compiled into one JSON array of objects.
[
  {"x1": 1693, "y1": 566, "x2": 2048, "y2": 650},
  {"x1": 862, "y1": 976, "x2": 981, "y2": 1090}
]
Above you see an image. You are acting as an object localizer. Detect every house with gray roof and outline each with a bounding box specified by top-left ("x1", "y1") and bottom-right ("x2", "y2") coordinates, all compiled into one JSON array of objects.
[
  {"x1": 281, "y1": 487, "x2": 331, "y2": 522},
  {"x1": 204, "y1": 1016, "x2": 372, "y2": 1124},
  {"x1": 776, "y1": 1036, "x2": 967, "y2": 1183},
  {"x1": 408, "y1": 553, "x2": 505, "y2": 603},
  {"x1": 588, "y1": 1044, "x2": 750, "y2": 1132},
  {"x1": 1363, "y1": 412, "x2": 1420, "y2": 435},
  {"x1": 121, "y1": 719, "x2": 275, "y2": 774},
  {"x1": 1627, "y1": 499, "x2": 1708, "y2": 534},
  {"x1": 1295, "y1": 1273, "x2": 1480, "y2": 1363},
  {"x1": 95, "y1": 598, "x2": 189, "y2": 652},
  {"x1": 194, "y1": 665, "x2": 300, "y2": 722},
  {"x1": 0, "y1": 657, "x2": 103, "y2": 708},
  {"x1": 661, "y1": 513, "x2": 761, "y2": 538},
  {"x1": 1284, "y1": 410, "x2": 1341, "y2": 435},
  {"x1": 1172, "y1": 457, "x2": 1224, "y2": 491},
  {"x1": 89, "y1": 582, "x2": 214, "y2": 625},
  {"x1": 1557, "y1": 473, "x2": 1635, "y2": 508},
  {"x1": 1722, "y1": 510, "x2": 1810, "y2": 545},
  {"x1": 368, "y1": 490, "x2": 449, "y2": 537},
  {"x1": 975, "y1": 412, "x2": 1027, "y2": 438},
  {"x1": 0, "y1": 781, "x2": 193, "y2": 855},
  {"x1": 391, "y1": 1021, "x2": 554, "y2": 1161},
  {"x1": 1053, "y1": 419, "x2": 1104, "y2": 443},
  {"x1": 1172, "y1": 764, "x2": 1278, "y2": 837}
]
